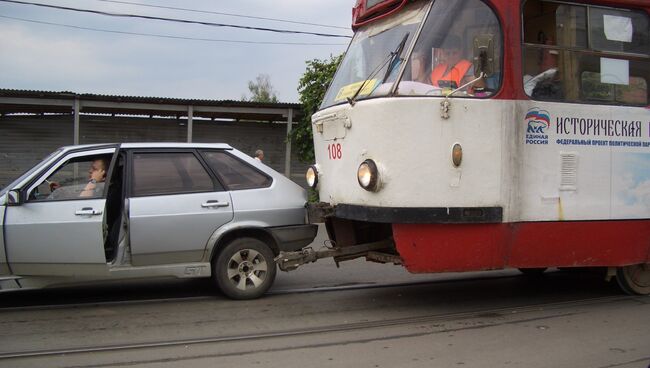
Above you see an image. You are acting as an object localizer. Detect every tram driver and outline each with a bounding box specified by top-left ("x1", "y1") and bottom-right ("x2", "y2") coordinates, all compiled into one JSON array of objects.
[
  {"x1": 430, "y1": 35, "x2": 474, "y2": 89},
  {"x1": 407, "y1": 35, "x2": 486, "y2": 95}
]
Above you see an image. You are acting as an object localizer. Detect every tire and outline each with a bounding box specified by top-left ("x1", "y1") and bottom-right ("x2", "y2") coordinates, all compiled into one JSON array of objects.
[
  {"x1": 518, "y1": 267, "x2": 548, "y2": 276},
  {"x1": 616, "y1": 264, "x2": 650, "y2": 296},
  {"x1": 213, "y1": 237, "x2": 277, "y2": 300}
]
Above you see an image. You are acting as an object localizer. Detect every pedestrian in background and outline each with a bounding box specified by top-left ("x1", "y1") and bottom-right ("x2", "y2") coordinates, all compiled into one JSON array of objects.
[{"x1": 254, "y1": 149, "x2": 264, "y2": 162}]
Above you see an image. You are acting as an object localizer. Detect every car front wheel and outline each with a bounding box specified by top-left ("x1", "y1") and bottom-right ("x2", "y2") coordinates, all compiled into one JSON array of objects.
[{"x1": 213, "y1": 237, "x2": 277, "y2": 300}]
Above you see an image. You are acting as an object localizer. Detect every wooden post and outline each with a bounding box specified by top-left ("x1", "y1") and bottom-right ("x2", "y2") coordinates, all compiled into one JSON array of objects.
[
  {"x1": 285, "y1": 108, "x2": 293, "y2": 177},
  {"x1": 187, "y1": 105, "x2": 194, "y2": 143}
]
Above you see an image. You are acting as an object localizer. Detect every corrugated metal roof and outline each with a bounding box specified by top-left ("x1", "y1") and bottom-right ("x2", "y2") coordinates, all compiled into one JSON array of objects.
[
  {"x1": 0, "y1": 88, "x2": 303, "y2": 121},
  {"x1": 0, "y1": 88, "x2": 301, "y2": 108}
]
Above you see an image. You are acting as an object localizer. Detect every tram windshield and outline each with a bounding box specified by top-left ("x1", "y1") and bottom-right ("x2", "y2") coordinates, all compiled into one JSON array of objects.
[
  {"x1": 398, "y1": 0, "x2": 502, "y2": 97},
  {"x1": 321, "y1": 0, "x2": 503, "y2": 109},
  {"x1": 320, "y1": 1, "x2": 429, "y2": 109}
]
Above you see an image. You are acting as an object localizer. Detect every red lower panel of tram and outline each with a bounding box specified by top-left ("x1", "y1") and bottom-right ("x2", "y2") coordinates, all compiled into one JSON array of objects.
[{"x1": 392, "y1": 220, "x2": 650, "y2": 273}]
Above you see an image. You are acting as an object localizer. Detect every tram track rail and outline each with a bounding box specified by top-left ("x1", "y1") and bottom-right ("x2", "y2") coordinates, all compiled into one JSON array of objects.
[
  {"x1": 0, "y1": 271, "x2": 522, "y2": 312},
  {"x1": 0, "y1": 294, "x2": 643, "y2": 361}
]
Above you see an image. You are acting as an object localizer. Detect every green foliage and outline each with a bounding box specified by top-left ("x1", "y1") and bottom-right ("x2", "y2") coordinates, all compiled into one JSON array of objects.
[
  {"x1": 243, "y1": 74, "x2": 279, "y2": 103},
  {"x1": 290, "y1": 54, "x2": 343, "y2": 163},
  {"x1": 307, "y1": 188, "x2": 319, "y2": 203}
]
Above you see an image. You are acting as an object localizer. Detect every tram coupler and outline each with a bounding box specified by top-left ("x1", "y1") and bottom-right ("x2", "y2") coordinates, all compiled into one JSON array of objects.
[{"x1": 275, "y1": 238, "x2": 396, "y2": 272}]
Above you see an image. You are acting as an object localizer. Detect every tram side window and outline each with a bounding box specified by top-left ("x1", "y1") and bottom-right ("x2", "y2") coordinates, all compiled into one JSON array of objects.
[
  {"x1": 523, "y1": 0, "x2": 650, "y2": 106},
  {"x1": 398, "y1": 0, "x2": 502, "y2": 98}
]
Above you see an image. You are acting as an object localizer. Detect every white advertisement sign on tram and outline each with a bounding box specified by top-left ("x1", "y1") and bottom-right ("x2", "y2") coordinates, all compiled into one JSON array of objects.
[
  {"x1": 520, "y1": 103, "x2": 650, "y2": 221},
  {"x1": 525, "y1": 107, "x2": 647, "y2": 147}
]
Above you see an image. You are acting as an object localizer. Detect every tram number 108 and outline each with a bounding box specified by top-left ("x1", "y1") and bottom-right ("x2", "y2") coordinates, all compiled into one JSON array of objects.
[{"x1": 327, "y1": 143, "x2": 342, "y2": 160}]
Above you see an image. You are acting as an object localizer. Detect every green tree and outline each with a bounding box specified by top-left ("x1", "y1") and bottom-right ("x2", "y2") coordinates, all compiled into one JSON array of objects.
[
  {"x1": 290, "y1": 54, "x2": 343, "y2": 163},
  {"x1": 243, "y1": 74, "x2": 279, "y2": 103}
]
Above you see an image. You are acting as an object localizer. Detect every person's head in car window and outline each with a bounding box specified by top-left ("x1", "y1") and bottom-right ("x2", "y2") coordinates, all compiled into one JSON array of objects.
[{"x1": 80, "y1": 158, "x2": 108, "y2": 197}]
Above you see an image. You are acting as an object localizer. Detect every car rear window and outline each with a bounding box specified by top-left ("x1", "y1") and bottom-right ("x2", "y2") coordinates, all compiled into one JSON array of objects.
[
  {"x1": 201, "y1": 151, "x2": 272, "y2": 190},
  {"x1": 132, "y1": 152, "x2": 214, "y2": 197}
]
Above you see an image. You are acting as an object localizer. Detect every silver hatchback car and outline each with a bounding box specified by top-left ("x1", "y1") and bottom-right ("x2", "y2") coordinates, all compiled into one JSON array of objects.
[{"x1": 0, "y1": 143, "x2": 316, "y2": 299}]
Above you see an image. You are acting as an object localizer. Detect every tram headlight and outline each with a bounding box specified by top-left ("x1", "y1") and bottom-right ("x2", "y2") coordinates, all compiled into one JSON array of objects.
[
  {"x1": 452, "y1": 143, "x2": 463, "y2": 167},
  {"x1": 306, "y1": 165, "x2": 319, "y2": 188},
  {"x1": 357, "y1": 159, "x2": 380, "y2": 191}
]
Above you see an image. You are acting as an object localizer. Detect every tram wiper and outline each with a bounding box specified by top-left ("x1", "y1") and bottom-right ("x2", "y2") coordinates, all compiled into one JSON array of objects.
[
  {"x1": 381, "y1": 33, "x2": 409, "y2": 84},
  {"x1": 347, "y1": 32, "x2": 409, "y2": 106}
]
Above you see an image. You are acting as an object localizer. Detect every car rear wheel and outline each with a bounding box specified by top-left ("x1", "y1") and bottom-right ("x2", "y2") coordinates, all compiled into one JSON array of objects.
[{"x1": 213, "y1": 237, "x2": 277, "y2": 300}]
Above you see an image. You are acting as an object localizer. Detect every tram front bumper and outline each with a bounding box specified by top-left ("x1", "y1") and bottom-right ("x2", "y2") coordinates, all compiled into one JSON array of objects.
[{"x1": 308, "y1": 202, "x2": 503, "y2": 224}]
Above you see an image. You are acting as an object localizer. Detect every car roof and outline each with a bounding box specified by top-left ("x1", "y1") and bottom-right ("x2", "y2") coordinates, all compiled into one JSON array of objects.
[
  {"x1": 59, "y1": 142, "x2": 233, "y2": 152},
  {"x1": 120, "y1": 143, "x2": 233, "y2": 149}
]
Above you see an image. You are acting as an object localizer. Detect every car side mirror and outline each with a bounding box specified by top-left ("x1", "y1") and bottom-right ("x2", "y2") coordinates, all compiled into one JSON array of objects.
[
  {"x1": 473, "y1": 34, "x2": 495, "y2": 78},
  {"x1": 7, "y1": 190, "x2": 22, "y2": 206}
]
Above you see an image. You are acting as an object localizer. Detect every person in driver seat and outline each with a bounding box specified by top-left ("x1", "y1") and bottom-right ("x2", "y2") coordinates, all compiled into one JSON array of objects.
[
  {"x1": 430, "y1": 35, "x2": 473, "y2": 89},
  {"x1": 48, "y1": 157, "x2": 109, "y2": 199}
]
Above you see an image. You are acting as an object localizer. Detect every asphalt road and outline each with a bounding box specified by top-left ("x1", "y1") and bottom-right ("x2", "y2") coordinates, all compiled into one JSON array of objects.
[{"x1": 0, "y1": 226, "x2": 648, "y2": 368}]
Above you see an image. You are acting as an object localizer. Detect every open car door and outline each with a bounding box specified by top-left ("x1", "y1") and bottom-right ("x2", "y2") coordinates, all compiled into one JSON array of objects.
[
  {"x1": 0, "y1": 202, "x2": 9, "y2": 277},
  {"x1": 3, "y1": 147, "x2": 116, "y2": 277}
]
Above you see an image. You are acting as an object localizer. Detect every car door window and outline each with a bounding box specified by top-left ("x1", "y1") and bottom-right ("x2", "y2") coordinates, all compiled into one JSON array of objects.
[
  {"x1": 201, "y1": 151, "x2": 272, "y2": 190},
  {"x1": 131, "y1": 152, "x2": 215, "y2": 197},
  {"x1": 29, "y1": 154, "x2": 112, "y2": 201}
]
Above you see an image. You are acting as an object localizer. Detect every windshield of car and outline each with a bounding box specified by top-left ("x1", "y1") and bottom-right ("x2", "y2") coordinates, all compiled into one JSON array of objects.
[
  {"x1": 320, "y1": 1, "x2": 429, "y2": 109},
  {"x1": 0, "y1": 148, "x2": 63, "y2": 197}
]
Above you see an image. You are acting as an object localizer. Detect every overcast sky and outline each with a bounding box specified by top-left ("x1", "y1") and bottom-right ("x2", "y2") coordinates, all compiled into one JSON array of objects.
[{"x1": 0, "y1": 0, "x2": 352, "y2": 102}]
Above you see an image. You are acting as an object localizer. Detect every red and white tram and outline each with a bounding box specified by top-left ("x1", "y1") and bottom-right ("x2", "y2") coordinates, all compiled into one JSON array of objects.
[{"x1": 282, "y1": 0, "x2": 650, "y2": 295}]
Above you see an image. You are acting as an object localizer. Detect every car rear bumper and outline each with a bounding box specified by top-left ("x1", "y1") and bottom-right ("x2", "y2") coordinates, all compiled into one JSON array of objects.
[{"x1": 269, "y1": 224, "x2": 318, "y2": 252}]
